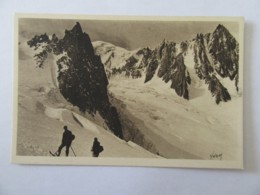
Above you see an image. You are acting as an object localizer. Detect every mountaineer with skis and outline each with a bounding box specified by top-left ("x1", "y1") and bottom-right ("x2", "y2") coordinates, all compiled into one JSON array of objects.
[{"x1": 53, "y1": 126, "x2": 75, "y2": 157}]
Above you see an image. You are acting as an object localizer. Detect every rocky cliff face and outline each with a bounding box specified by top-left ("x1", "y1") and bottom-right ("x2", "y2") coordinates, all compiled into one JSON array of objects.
[
  {"x1": 192, "y1": 24, "x2": 240, "y2": 104},
  {"x1": 156, "y1": 41, "x2": 191, "y2": 99},
  {"x1": 94, "y1": 24, "x2": 239, "y2": 104},
  {"x1": 209, "y1": 24, "x2": 239, "y2": 91},
  {"x1": 28, "y1": 22, "x2": 123, "y2": 138}
]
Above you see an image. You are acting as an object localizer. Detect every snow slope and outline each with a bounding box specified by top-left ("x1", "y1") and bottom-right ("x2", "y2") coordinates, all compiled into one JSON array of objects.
[
  {"x1": 108, "y1": 76, "x2": 242, "y2": 160},
  {"x1": 92, "y1": 41, "x2": 242, "y2": 160},
  {"x1": 16, "y1": 39, "x2": 159, "y2": 158}
]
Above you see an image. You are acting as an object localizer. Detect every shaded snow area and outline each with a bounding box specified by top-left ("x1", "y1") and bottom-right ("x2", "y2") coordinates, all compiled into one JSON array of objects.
[
  {"x1": 108, "y1": 76, "x2": 242, "y2": 160},
  {"x1": 17, "y1": 41, "x2": 159, "y2": 158}
]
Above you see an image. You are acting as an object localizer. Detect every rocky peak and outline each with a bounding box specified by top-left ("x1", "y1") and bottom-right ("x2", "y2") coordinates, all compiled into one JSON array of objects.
[
  {"x1": 214, "y1": 24, "x2": 231, "y2": 36},
  {"x1": 62, "y1": 22, "x2": 94, "y2": 56},
  {"x1": 209, "y1": 24, "x2": 239, "y2": 89},
  {"x1": 72, "y1": 22, "x2": 83, "y2": 34}
]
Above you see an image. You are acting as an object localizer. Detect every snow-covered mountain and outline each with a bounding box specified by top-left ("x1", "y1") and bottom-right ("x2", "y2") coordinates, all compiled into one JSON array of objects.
[
  {"x1": 93, "y1": 24, "x2": 240, "y2": 104},
  {"x1": 19, "y1": 22, "x2": 242, "y2": 160},
  {"x1": 91, "y1": 24, "x2": 242, "y2": 160}
]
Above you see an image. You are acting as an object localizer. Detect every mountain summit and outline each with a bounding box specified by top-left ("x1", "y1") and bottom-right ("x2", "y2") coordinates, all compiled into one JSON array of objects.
[{"x1": 209, "y1": 24, "x2": 239, "y2": 85}]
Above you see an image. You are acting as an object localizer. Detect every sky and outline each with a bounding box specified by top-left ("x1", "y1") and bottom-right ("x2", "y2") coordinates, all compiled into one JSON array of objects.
[{"x1": 19, "y1": 18, "x2": 239, "y2": 50}]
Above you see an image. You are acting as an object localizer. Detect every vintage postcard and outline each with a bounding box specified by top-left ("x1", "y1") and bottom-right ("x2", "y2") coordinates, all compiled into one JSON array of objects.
[{"x1": 13, "y1": 14, "x2": 244, "y2": 169}]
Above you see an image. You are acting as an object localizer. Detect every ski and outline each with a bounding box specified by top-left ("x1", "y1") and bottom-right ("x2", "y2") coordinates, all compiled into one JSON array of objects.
[{"x1": 49, "y1": 151, "x2": 58, "y2": 157}]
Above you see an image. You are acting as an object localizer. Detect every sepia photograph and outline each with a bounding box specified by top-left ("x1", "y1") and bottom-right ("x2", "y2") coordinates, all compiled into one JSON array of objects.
[{"x1": 13, "y1": 14, "x2": 244, "y2": 169}]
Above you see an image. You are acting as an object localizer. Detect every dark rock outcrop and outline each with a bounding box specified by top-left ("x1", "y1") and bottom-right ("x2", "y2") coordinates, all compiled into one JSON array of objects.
[
  {"x1": 193, "y1": 27, "x2": 238, "y2": 104},
  {"x1": 154, "y1": 40, "x2": 191, "y2": 99},
  {"x1": 28, "y1": 22, "x2": 123, "y2": 138},
  {"x1": 209, "y1": 24, "x2": 239, "y2": 91}
]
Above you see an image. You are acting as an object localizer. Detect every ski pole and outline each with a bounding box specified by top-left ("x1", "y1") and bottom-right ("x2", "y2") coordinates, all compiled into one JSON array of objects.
[{"x1": 70, "y1": 146, "x2": 76, "y2": 157}]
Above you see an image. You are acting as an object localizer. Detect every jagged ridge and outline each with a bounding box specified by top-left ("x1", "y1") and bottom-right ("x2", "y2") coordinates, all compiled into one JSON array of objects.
[{"x1": 94, "y1": 24, "x2": 239, "y2": 104}]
